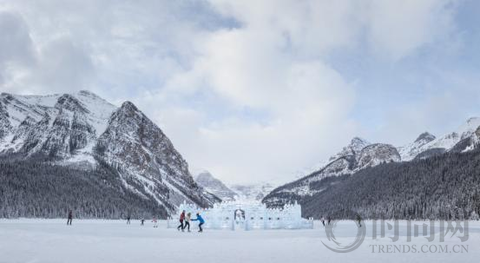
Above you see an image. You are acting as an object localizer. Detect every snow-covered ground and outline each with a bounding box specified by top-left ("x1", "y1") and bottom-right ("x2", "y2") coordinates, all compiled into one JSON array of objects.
[{"x1": 0, "y1": 219, "x2": 478, "y2": 263}]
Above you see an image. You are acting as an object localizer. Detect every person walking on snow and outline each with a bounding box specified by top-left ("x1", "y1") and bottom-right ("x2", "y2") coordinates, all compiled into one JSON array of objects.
[
  {"x1": 177, "y1": 210, "x2": 186, "y2": 231},
  {"x1": 356, "y1": 214, "x2": 362, "y2": 227},
  {"x1": 183, "y1": 212, "x2": 191, "y2": 232},
  {"x1": 192, "y1": 212, "x2": 205, "y2": 232},
  {"x1": 152, "y1": 217, "x2": 158, "y2": 228},
  {"x1": 126, "y1": 215, "x2": 131, "y2": 224},
  {"x1": 321, "y1": 216, "x2": 325, "y2": 227},
  {"x1": 67, "y1": 210, "x2": 73, "y2": 225}
]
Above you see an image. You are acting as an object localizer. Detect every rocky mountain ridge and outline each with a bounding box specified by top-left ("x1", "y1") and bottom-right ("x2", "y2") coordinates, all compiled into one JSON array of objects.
[
  {"x1": 263, "y1": 117, "x2": 480, "y2": 208},
  {"x1": 195, "y1": 171, "x2": 237, "y2": 201},
  {"x1": 0, "y1": 91, "x2": 218, "y2": 218}
]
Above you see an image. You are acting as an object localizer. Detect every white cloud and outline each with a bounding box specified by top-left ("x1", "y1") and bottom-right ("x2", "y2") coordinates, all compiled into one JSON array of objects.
[
  {"x1": 0, "y1": 0, "x2": 464, "y2": 184},
  {"x1": 0, "y1": 11, "x2": 35, "y2": 87},
  {"x1": 147, "y1": 0, "x2": 363, "y2": 183},
  {"x1": 365, "y1": 0, "x2": 458, "y2": 61}
]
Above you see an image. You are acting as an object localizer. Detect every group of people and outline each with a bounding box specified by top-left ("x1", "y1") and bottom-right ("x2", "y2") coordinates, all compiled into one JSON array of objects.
[
  {"x1": 320, "y1": 214, "x2": 362, "y2": 227},
  {"x1": 66, "y1": 210, "x2": 205, "y2": 231},
  {"x1": 320, "y1": 216, "x2": 331, "y2": 226},
  {"x1": 177, "y1": 210, "x2": 204, "y2": 232}
]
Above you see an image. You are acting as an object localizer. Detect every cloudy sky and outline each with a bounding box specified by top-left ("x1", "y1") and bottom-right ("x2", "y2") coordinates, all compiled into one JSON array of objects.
[{"x1": 1, "y1": 0, "x2": 480, "y2": 184}]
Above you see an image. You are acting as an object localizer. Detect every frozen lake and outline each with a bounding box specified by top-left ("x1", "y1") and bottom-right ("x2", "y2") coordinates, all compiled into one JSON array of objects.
[{"x1": 0, "y1": 219, "x2": 478, "y2": 263}]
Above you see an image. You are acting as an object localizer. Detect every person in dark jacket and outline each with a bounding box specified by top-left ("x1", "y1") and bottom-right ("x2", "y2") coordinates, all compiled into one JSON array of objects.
[
  {"x1": 356, "y1": 214, "x2": 362, "y2": 227},
  {"x1": 67, "y1": 210, "x2": 73, "y2": 225},
  {"x1": 177, "y1": 210, "x2": 186, "y2": 231},
  {"x1": 192, "y1": 213, "x2": 205, "y2": 232}
]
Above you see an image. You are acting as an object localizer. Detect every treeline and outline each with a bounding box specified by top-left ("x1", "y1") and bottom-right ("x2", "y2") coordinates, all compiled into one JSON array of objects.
[
  {"x1": 0, "y1": 159, "x2": 168, "y2": 219},
  {"x1": 301, "y1": 149, "x2": 480, "y2": 220}
]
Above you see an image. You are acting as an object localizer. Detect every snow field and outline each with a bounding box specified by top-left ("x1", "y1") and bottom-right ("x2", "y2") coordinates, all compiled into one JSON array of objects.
[{"x1": 1, "y1": 219, "x2": 479, "y2": 263}]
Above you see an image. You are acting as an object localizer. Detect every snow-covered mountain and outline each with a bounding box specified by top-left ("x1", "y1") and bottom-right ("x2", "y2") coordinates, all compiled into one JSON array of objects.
[
  {"x1": 195, "y1": 171, "x2": 237, "y2": 201},
  {"x1": 401, "y1": 117, "x2": 480, "y2": 160},
  {"x1": 229, "y1": 183, "x2": 276, "y2": 202},
  {"x1": 0, "y1": 91, "x2": 116, "y2": 161},
  {"x1": 0, "y1": 91, "x2": 218, "y2": 217},
  {"x1": 292, "y1": 137, "x2": 370, "y2": 179},
  {"x1": 263, "y1": 116, "x2": 480, "y2": 208},
  {"x1": 194, "y1": 170, "x2": 275, "y2": 202},
  {"x1": 397, "y1": 132, "x2": 436, "y2": 161},
  {"x1": 263, "y1": 137, "x2": 401, "y2": 206}
]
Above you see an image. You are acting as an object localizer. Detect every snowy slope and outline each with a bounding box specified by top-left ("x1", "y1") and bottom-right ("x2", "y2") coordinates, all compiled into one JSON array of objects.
[
  {"x1": 95, "y1": 101, "x2": 218, "y2": 210},
  {"x1": 229, "y1": 183, "x2": 276, "y2": 201},
  {"x1": 293, "y1": 137, "x2": 370, "y2": 179},
  {"x1": 426, "y1": 117, "x2": 480, "y2": 152},
  {"x1": 263, "y1": 138, "x2": 400, "y2": 206},
  {"x1": 194, "y1": 170, "x2": 275, "y2": 202},
  {"x1": 400, "y1": 117, "x2": 480, "y2": 161},
  {"x1": 397, "y1": 132, "x2": 436, "y2": 161},
  {"x1": 195, "y1": 171, "x2": 237, "y2": 201},
  {"x1": 264, "y1": 116, "x2": 480, "y2": 208},
  {"x1": 0, "y1": 91, "x2": 217, "y2": 215},
  {"x1": 0, "y1": 91, "x2": 116, "y2": 162}
]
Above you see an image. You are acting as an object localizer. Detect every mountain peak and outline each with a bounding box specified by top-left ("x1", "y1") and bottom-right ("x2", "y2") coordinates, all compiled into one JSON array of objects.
[
  {"x1": 350, "y1": 137, "x2": 369, "y2": 145},
  {"x1": 348, "y1": 137, "x2": 370, "y2": 153},
  {"x1": 78, "y1": 90, "x2": 100, "y2": 97},
  {"x1": 467, "y1": 117, "x2": 479, "y2": 124},
  {"x1": 120, "y1": 101, "x2": 138, "y2": 111},
  {"x1": 414, "y1": 132, "x2": 435, "y2": 143},
  {"x1": 0, "y1": 91, "x2": 218, "y2": 218},
  {"x1": 77, "y1": 90, "x2": 112, "y2": 105},
  {"x1": 196, "y1": 171, "x2": 214, "y2": 180},
  {"x1": 195, "y1": 171, "x2": 237, "y2": 201}
]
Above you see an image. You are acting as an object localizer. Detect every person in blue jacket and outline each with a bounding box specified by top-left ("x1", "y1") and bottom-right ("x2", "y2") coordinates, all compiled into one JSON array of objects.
[{"x1": 192, "y1": 212, "x2": 205, "y2": 232}]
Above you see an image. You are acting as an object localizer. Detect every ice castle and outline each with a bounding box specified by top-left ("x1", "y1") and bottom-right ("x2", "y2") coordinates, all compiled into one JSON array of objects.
[{"x1": 167, "y1": 200, "x2": 313, "y2": 230}]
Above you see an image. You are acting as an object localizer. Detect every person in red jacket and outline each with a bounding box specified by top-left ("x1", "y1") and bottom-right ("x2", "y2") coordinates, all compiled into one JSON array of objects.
[{"x1": 177, "y1": 210, "x2": 186, "y2": 231}]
